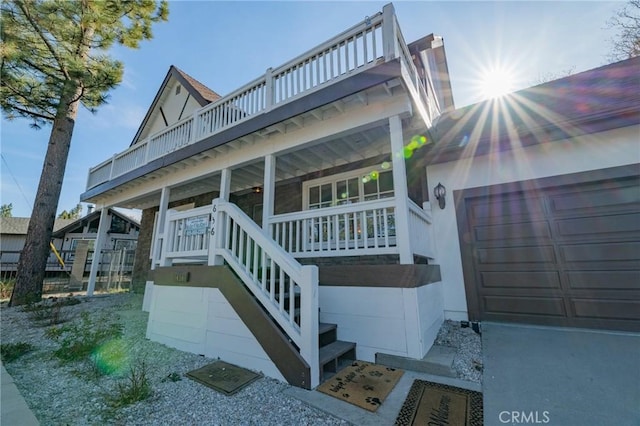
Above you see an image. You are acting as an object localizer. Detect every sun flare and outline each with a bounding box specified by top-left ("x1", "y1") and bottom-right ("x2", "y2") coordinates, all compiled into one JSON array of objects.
[{"x1": 478, "y1": 66, "x2": 516, "y2": 99}]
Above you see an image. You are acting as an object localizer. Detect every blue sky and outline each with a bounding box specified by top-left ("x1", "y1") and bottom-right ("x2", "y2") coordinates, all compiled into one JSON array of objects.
[{"x1": 0, "y1": 1, "x2": 623, "y2": 218}]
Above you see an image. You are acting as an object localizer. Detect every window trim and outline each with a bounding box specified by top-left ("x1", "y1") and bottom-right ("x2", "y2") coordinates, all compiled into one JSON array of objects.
[{"x1": 302, "y1": 164, "x2": 394, "y2": 210}]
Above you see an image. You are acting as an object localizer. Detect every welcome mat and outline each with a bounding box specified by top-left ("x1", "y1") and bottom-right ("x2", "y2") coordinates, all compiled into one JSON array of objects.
[
  {"x1": 316, "y1": 360, "x2": 404, "y2": 412},
  {"x1": 395, "y1": 380, "x2": 483, "y2": 426},
  {"x1": 186, "y1": 361, "x2": 262, "y2": 395}
]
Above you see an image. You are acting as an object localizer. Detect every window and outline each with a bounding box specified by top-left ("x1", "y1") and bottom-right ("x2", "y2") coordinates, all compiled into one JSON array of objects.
[
  {"x1": 114, "y1": 239, "x2": 137, "y2": 250},
  {"x1": 67, "y1": 238, "x2": 96, "y2": 262},
  {"x1": 303, "y1": 165, "x2": 394, "y2": 210}
]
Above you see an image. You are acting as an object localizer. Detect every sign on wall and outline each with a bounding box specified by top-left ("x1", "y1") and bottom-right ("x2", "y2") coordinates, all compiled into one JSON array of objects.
[{"x1": 185, "y1": 215, "x2": 209, "y2": 236}]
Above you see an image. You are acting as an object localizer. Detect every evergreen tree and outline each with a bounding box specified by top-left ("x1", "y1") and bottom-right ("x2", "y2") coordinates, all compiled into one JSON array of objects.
[
  {"x1": 0, "y1": 203, "x2": 13, "y2": 217},
  {"x1": 1, "y1": 0, "x2": 168, "y2": 306},
  {"x1": 58, "y1": 203, "x2": 83, "y2": 219}
]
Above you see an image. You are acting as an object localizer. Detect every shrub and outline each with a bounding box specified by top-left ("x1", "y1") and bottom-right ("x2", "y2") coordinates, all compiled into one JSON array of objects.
[
  {"x1": 24, "y1": 297, "x2": 79, "y2": 326},
  {"x1": 0, "y1": 279, "x2": 15, "y2": 300},
  {"x1": 45, "y1": 311, "x2": 123, "y2": 362},
  {"x1": 108, "y1": 360, "x2": 152, "y2": 407},
  {"x1": 1, "y1": 342, "x2": 34, "y2": 363}
]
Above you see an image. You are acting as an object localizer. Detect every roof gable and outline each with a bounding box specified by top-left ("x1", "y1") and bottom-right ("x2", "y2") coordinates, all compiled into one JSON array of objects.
[
  {"x1": 130, "y1": 66, "x2": 221, "y2": 146},
  {"x1": 51, "y1": 208, "x2": 141, "y2": 237}
]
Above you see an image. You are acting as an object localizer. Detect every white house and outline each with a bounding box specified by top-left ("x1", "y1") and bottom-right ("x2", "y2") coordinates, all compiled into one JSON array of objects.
[{"x1": 79, "y1": 3, "x2": 639, "y2": 389}]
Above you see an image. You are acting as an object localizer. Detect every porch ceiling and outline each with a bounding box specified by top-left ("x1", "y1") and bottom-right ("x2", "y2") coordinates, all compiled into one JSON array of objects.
[{"x1": 87, "y1": 77, "x2": 425, "y2": 211}]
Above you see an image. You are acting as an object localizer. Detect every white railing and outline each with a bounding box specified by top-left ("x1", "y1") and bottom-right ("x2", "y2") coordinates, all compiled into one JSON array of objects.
[
  {"x1": 408, "y1": 200, "x2": 435, "y2": 259},
  {"x1": 268, "y1": 198, "x2": 400, "y2": 257},
  {"x1": 86, "y1": 4, "x2": 432, "y2": 191},
  {"x1": 161, "y1": 205, "x2": 212, "y2": 262},
  {"x1": 272, "y1": 14, "x2": 383, "y2": 105},
  {"x1": 112, "y1": 141, "x2": 148, "y2": 178},
  {"x1": 147, "y1": 118, "x2": 194, "y2": 162},
  {"x1": 210, "y1": 199, "x2": 319, "y2": 388}
]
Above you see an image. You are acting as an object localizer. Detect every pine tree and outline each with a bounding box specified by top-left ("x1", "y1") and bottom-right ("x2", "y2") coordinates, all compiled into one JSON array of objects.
[
  {"x1": 58, "y1": 203, "x2": 83, "y2": 219},
  {"x1": 1, "y1": 0, "x2": 168, "y2": 306},
  {"x1": 0, "y1": 203, "x2": 13, "y2": 217}
]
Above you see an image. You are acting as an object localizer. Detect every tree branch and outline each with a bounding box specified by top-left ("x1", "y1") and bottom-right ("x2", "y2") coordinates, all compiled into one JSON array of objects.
[
  {"x1": 6, "y1": 103, "x2": 54, "y2": 121},
  {"x1": 15, "y1": 0, "x2": 70, "y2": 80}
]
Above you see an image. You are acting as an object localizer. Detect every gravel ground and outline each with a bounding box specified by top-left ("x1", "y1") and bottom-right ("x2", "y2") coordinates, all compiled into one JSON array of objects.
[
  {"x1": 435, "y1": 319, "x2": 483, "y2": 383},
  {"x1": 1, "y1": 293, "x2": 482, "y2": 425}
]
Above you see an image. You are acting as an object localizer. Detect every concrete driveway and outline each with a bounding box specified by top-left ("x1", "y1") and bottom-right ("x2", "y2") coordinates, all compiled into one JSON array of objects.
[{"x1": 482, "y1": 322, "x2": 640, "y2": 426}]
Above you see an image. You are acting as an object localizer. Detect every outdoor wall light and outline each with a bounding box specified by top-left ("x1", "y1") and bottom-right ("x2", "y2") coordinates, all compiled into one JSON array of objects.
[
  {"x1": 253, "y1": 186, "x2": 262, "y2": 194},
  {"x1": 434, "y1": 183, "x2": 446, "y2": 209}
]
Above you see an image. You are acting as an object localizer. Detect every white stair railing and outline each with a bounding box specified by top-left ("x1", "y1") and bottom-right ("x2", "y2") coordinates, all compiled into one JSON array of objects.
[{"x1": 210, "y1": 199, "x2": 320, "y2": 388}]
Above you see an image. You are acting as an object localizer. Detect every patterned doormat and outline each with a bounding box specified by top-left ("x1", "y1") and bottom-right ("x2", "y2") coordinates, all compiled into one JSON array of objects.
[
  {"x1": 186, "y1": 361, "x2": 262, "y2": 395},
  {"x1": 394, "y1": 380, "x2": 483, "y2": 426},
  {"x1": 316, "y1": 360, "x2": 404, "y2": 412}
]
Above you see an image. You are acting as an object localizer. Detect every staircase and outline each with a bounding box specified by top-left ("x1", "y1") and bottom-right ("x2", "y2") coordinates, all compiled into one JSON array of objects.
[
  {"x1": 319, "y1": 322, "x2": 356, "y2": 379},
  {"x1": 275, "y1": 282, "x2": 357, "y2": 383}
]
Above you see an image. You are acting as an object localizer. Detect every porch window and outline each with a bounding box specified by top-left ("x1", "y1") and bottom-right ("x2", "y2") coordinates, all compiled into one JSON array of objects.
[{"x1": 303, "y1": 166, "x2": 394, "y2": 210}]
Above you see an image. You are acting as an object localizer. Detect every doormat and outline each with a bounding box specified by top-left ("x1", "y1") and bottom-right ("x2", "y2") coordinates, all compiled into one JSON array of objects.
[
  {"x1": 316, "y1": 360, "x2": 404, "y2": 412},
  {"x1": 394, "y1": 380, "x2": 483, "y2": 426},
  {"x1": 186, "y1": 361, "x2": 262, "y2": 396}
]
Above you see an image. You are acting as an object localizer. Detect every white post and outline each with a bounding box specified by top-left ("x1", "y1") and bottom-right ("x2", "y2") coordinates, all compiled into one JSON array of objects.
[
  {"x1": 210, "y1": 169, "x2": 231, "y2": 266},
  {"x1": 390, "y1": 115, "x2": 413, "y2": 264},
  {"x1": 86, "y1": 207, "x2": 110, "y2": 296},
  {"x1": 299, "y1": 265, "x2": 320, "y2": 389},
  {"x1": 262, "y1": 155, "x2": 276, "y2": 234},
  {"x1": 219, "y1": 168, "x2": 232, "y2": 201},
  {"x1": 382, "y1": 3, "x2": 397, "y2": 61},
  {"x1": 155, "y1": 187, "x2": 171, "y2": 267},
  {"x1": 265, "y1": 68, "x2": 274, "y2": 110}
]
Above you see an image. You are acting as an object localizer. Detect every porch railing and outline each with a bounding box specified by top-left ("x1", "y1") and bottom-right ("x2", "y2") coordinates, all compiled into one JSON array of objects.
[
  {"x1": 408, "y1": 200, "x2": 435, "y2": 259},
  {"x1": 161, "y1": 205, "x2": 212, "y2": 263},
  {"x1": 85, "y1": 4, "x2": 435, "y2": 191},
  {"x1": 268, "y1": 198, "x2": 400, "y2": 258},
  {"x1": 268, "y1": 197, "x2": 437, "y2": 261}
]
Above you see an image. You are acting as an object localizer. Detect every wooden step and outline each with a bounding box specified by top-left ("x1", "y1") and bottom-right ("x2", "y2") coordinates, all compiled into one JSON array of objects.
[
  {"x1": 319, "y1": 322, "x2": 337, "y2": 347},
  {"x1": 319, "y1": 340, "x2": 356, "y2": 373}
]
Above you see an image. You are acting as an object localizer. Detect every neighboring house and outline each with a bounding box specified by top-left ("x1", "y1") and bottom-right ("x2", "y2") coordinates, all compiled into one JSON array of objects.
[
  {"x1": 79, "y1": 3, "x2": 639, "y2": 390},
  {"x1": 51, "y1": 207, "x2": 141, "y2": 265},
  {"x1": 0, "y1": 217, "x2": 75, "y2": 277}
]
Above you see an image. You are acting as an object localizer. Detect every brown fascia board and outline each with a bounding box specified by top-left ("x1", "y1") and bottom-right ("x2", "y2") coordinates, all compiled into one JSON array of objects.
[
  {"x1": 128, "y1": 66, "x2": 221, "y2": 148},
  {"x1": 81, "y1": 59, "x2": 402, "y2": 203}
]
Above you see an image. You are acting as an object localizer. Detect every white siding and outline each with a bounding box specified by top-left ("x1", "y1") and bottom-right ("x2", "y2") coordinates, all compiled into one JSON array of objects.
[
  {"x1": 426, "y1": 125, "x2": 640, "y2": 321},
  {"x1": 146, "y1": 285, "x2": 285, "y2": 381},
  {"x1": 319, "y1": 284, "x2": 443, "y2": 360}
]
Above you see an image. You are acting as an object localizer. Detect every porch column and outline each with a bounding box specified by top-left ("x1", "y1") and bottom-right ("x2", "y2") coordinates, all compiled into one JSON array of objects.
[
  {"x1": 262, "y1": 154, "x2": 276, "y2": 233},
  {"x1": 389, "y1": 115, "x2": 413, "y2": 264},
  {"x1": 86, "y1": 207, "x2": 110, "y2": 296},
  {"x1": 155, "y1": 187, "x2": 171, "y2": 268},
  {"x1": 211, "y1": 168, "x2": 231, "y2": 266},
  {"x1": 219, "y1": 168, "x2": 232, "y2": 201}
]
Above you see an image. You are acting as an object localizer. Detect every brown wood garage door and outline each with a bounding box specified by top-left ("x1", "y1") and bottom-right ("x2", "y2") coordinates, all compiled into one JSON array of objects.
[{"x1": 456, "y1": 164, "x2": 640, "y2": 331}]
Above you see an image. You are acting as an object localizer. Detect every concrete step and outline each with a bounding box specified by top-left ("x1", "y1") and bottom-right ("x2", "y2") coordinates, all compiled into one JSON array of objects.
[{"x1": 376, "y1": 345, "x2": 456, "y2": 378}]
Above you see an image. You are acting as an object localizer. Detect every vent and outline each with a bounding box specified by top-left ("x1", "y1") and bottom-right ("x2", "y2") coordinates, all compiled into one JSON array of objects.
[{"x1": 175, "y1": 85, "x2": 181, "y2": 95}]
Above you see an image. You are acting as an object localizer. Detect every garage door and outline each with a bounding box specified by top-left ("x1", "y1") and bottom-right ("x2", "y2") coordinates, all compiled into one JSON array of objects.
[{"x1": 456, "y1": 165, "x2": 640, "y2": 331}]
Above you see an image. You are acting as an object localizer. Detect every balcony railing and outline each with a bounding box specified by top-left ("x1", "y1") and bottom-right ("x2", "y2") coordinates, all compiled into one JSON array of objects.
[{"x1": 86, "y1": 4, "x2": 437, "y2": 191}]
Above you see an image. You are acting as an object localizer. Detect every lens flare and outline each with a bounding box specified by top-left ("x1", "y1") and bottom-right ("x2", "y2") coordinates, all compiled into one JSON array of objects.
[{"x1": 92, "y1": 339, "x2": 128, "y2": 375}]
